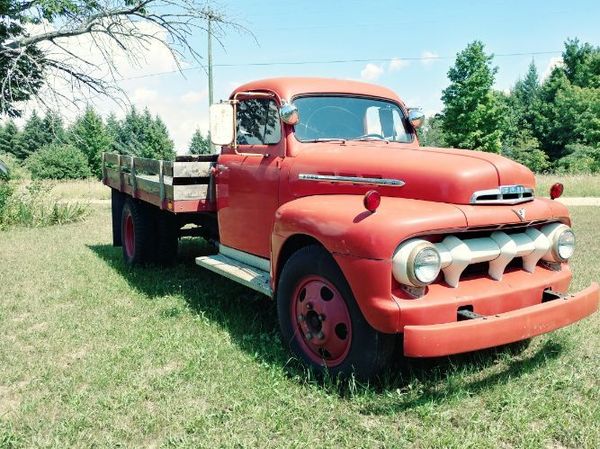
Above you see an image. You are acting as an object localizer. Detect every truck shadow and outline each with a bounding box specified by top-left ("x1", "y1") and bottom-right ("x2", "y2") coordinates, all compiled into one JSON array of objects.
[{"x1": 89, "y1": 240, "x2": 565, "y2": 404}]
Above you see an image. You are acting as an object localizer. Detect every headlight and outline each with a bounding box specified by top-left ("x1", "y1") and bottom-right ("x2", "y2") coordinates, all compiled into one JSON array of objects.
[
  {"x1": 556, "y1": 228, "x2": 575, "y2": 261},
  {"x1": 541, "y1": 223, "x2": 575, "y2": 263},
  {"x1": 393, "y1": 239, "x2": 442, "y2": 287}
]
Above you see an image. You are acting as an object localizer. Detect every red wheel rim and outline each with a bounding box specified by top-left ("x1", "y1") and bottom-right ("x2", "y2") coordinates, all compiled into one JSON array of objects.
[
  {"x1": 290, "y1": 276, "x2": 352, "y2": 367},
  {"x1": 124, "y1": 211, "x2": 135, "y2": 258}
]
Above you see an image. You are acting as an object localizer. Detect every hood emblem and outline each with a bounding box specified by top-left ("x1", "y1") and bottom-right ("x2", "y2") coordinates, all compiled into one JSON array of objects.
[{"x1": 513, "y1": 208, "x2": 527, "y2": 221}]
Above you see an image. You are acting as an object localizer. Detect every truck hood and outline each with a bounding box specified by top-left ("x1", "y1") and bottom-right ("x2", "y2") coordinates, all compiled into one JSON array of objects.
[{"x1": 288, "y1": 143, "x2": 535, "y2": 205}]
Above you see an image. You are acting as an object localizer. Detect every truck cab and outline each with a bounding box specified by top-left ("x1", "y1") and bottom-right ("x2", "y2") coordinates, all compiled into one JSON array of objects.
[{"x1": 104, "y1": 77, "x2": 599, "y2": 379}]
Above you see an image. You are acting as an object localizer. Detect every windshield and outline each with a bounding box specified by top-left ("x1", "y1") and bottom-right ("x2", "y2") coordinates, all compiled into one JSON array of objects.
[{"x1": 293, "y1": 96, "x2": 413, "y2": 143}]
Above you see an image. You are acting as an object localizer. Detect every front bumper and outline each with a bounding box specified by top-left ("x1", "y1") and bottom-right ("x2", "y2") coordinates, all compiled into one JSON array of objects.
[{"x1": 403, "y1": 283, "x2": 599, "y2": 357}]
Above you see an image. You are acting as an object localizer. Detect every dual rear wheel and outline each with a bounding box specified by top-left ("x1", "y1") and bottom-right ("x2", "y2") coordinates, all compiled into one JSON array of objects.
[{"x1": 121, "y1": 198, "x2": 179, "y2": 266}]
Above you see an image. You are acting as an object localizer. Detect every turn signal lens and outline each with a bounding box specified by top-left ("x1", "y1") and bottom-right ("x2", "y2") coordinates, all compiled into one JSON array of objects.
[
  {"x1": 363, "y1": 190, "x2": 381, "y2": 212},
  {"x1": 550, "y1": 182, "x2": 564, "y2": 200}
]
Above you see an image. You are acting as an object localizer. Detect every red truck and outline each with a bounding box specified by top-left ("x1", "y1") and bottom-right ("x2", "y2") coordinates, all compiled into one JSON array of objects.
[{"x1": 102, "y1": 77, "x2": 599, "y2": 379}]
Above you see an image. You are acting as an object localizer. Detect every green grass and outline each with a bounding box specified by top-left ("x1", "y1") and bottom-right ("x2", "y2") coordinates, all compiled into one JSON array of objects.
[
  {"x1": 536, "y1": 174, "x2": 600, "y2": 197},
  {"x1": 0, "y1": 205, "x2": 599, "y2": 448}
]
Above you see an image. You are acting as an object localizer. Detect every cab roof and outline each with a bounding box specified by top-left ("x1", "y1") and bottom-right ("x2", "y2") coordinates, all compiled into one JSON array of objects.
[{"x1": 231, "y1": 77, "x2": 404, "y2": 104}]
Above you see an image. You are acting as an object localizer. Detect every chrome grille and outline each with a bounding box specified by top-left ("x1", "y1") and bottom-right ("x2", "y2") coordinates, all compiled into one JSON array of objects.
[{"x1": 470, "y1": 185, "x2": 534, "y2": 205}]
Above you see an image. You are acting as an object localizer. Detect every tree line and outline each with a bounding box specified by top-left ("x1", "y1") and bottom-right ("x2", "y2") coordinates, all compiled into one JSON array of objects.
[
  {"x1": 0, "y1": 107, "x2": 211, "y2": 180},
  {"x1": 420, "y1": 38, "x2": 600, "y2": 173}
]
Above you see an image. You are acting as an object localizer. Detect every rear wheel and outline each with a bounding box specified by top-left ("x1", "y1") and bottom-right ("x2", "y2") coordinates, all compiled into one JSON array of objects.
[
  {"x1": 121, "y1": 199, "x2": 155, "y2": 265},
  {"x1": 155, "y1": 211, "x2": 179, "y2": 265},
  {"x1": 276, "y1": 245, "x2": 395, "y2": 379}
]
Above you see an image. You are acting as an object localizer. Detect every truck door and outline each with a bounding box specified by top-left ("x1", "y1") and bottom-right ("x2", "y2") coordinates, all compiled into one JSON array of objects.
[{"x1": 216, "y1": 96, "x2": 284, "y2": 259}]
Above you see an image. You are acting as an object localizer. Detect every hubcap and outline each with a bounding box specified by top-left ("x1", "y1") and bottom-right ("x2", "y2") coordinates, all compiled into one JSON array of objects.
[
  {"x1": 124, "y1": 212, "x2": 135, "y2": 258},
  {"x1": 291, "y1": 276, "x2": 352, "y2": 366}
]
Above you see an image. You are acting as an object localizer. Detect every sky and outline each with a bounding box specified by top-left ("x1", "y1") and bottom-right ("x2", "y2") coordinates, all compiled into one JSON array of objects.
[{"x1": 24, "y1": 0, "x2": 600, "y2": 151}]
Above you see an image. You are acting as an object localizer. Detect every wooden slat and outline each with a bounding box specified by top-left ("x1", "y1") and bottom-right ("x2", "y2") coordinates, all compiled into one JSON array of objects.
[
  {"x1": 104, "y1": 167, "x2": 121, "y2": 188},
  {"x1": 134, "y1": 157, "x2": 161, "y2": 174},
  {"x1": 121, "y1": 156, "x2": 133, "y2": 170},
  {"x1": 103, "y1": 152, "x2": 120, "y2": 165},
  {"x1": 165, "y1": 184, "x2": 209, "y2": 201},
  {"x1": 163, "y1": 161, "x2": 212, "y2": 178},
  {"x1": 136, "y1": 176, "x2": 161, "y2": 195}
]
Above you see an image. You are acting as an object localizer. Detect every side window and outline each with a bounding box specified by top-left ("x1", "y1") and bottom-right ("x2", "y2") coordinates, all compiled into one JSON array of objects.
[{"x1": 236, "y1": 99, "x2": 281, "y2": 145}]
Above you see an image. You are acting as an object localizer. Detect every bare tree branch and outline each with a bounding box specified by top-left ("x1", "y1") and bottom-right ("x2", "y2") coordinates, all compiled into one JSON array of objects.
[{"x1": 0, "y1": 0, "x2": 252, "y2": 116}]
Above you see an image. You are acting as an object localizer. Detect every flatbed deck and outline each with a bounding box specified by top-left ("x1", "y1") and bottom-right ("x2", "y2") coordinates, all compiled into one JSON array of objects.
[{"x1": 102, "y1": 153, "x2": 217, "y2": 213}]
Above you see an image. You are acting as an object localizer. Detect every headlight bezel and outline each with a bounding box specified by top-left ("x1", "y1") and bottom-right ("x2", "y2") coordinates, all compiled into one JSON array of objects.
[
  {"x1": 393, "y1": 239, "x2": 442, "y2": 288},
  {"x1": 541, "y1": 223, "x2": 576, "y2": 263}
]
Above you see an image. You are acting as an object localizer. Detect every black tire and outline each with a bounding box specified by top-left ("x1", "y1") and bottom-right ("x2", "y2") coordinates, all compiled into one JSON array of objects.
[
  {"x1": 121, "y1": 199, "x2": 155, "y2": 266},
  {"x1": 155, "y1": 211, "x2": 179, "y2": 265},
  {"x1": 276, "y1": 245, "x2": 395, "y2": 380},
  {"x1": 111, "y1": 189, "x2": 125, "y2": 247}
]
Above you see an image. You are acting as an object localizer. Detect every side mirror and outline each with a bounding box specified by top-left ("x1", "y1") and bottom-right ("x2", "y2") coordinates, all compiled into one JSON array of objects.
[
  {"x1": 408, "y1": 109, "x2": 425, "y2": 129},
  {"x1": 280, "y1": 101, "x2": 299, "y2": 125},
  {"x1": 209, "y1": 102, "x2": 235, "y2": 146}
]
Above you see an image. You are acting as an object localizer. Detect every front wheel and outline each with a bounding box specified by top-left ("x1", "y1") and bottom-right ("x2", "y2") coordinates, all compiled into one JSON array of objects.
[{"x1": 276, "y1": 245, "x2": 395, "y2": 380}]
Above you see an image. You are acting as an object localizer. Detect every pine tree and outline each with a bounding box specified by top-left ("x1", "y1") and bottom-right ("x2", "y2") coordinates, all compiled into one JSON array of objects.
[
  {"x1": 0, "y1": 120, "x2": 23, "y2": 158},
  {"x1": 68, "y1": 107, "x2": 111, "y2": 178},
  {"x1": 17, "y1": 111, "x2": 47, "y2": 159},
  {"x1": 112, "y1": 107, "x2": 175, "y2": 160},
  {"x1": 189, "y1": 128, "x2": 211, "y2": 154},
  {"x1": 42, "y1": 110, "x2": 66, "y2": 143},
  {"x1": 440, "y1": 41, "x2": 503, "y2": 153}
]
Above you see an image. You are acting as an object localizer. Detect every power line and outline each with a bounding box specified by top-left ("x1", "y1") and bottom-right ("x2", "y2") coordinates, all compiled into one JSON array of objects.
[{"x1": 118, "y1": 50, "x2": 562, "y2": 82}]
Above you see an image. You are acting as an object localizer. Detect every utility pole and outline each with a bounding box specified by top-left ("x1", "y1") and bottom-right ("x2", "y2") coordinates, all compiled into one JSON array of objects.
[
  {"x1": 207, "y1": 14, "x2": 214, "y2": 109},
  {"x1": 207, "y1": 11, "x2": 215, "y2": 152}
]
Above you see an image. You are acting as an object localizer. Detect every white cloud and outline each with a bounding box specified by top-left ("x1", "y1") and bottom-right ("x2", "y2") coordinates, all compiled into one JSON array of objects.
[
  {"x1": 420, "y1": 50, "x2": 439, "y2": 66},
  {"x1": 360, "y1": 63, "x2": 385, "y2": 81},
  {"x1": 132, "y1": 87, "x2": 159, "y2": 103},
  {"x1": 180, "y1": 89, "x2": 208, "y2": 105},
  {"x1": 542, "y1": 57, "x2": 564, "y2": 80},
  {"x1": 389, "y1": 58, "x2": 410, "y2": 72}
]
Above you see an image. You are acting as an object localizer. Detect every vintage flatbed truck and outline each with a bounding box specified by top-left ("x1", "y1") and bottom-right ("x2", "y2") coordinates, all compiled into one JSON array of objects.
[{"x1": 103, "y1": 77, "x2": 599, "y2": 379}]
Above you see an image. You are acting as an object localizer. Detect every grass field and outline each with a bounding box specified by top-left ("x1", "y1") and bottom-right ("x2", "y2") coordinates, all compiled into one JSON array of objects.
[
  {"x1": 1, "y1": 205, "x2": 599, "y2": 448},
  {"x1": 536, "y1": 174, "x2": 600, "y2": 197}
]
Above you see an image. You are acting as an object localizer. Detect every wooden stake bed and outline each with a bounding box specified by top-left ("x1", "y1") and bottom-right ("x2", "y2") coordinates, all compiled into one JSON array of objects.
[{"x1": 101, "y1": 153, "x2": 218, "y2": 213}]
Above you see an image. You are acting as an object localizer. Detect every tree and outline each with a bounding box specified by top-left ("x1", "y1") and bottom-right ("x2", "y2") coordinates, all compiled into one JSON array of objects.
[
  {"x1": 68, "y1": 107, "x2": 111, "y2": 178},
  {"x1": 562, "y1": 38, "x2": 600, "y2": 89},
  {"x1": 0, "y1": 2, "x2": 245, "y2": 117},
  {"x1": 27, "y1": 143, "x2": 92, "y2": 180},
  {"x1": 189, "y1": 128, "x2": 211, "y2": 154},
  {"x1": 534, "y1": 40, "x2": 600, "y2": 161},
  {"x1": 440, "y1": 41, "x2": 503, "y2": 153},
  {"x1": 501, "y1": 130, "x2": 549, "y2": 173},
  {"x1": 0, "y1": 119, "x2": 23, "y2": 158},
  {"x1": 111, "y1": 107, "x2": 175, "y2": 160},
  {"x1": 417, "y1": 115, "x2": 447, "y2": 147},
  {"x1": 17, "y1": 111, "x2": 46, "y2": 159}
]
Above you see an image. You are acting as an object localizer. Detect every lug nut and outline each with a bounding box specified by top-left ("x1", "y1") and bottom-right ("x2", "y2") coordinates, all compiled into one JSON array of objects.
[
  {"x1": 317, "y1": 332, "x2": 324, "y2": 340},
  {"x1": 306, "y1": 303, "x2": 313, "y2": 310},
  {"x1": 297, "y1": 314, "x2": 305, "y2": 322},
  {"x1": 319, "y1": 314, "x2": 326, "y2": 321},
  {"x1": 305, "y1": 332, "x2": 313, "y2": 340}
]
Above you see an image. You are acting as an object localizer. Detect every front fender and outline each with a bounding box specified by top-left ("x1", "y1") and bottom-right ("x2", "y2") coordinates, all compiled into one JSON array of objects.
[
  {"x1": 273, "y1": 194, "x2": 468, "y2": 261},
  {"x1": 271, "y1": 195, "x2": 468, "y2": 333}
]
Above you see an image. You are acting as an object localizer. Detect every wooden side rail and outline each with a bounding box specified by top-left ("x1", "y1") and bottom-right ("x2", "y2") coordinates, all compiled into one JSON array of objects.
[{"x1": 102, "y1": 153, "x2": 217, "y2": 212}]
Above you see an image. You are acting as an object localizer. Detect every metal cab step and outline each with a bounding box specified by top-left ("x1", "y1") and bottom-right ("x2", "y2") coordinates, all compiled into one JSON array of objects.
[{"x1": 195, "y1": 254, "x2": 272, "y2": 297}]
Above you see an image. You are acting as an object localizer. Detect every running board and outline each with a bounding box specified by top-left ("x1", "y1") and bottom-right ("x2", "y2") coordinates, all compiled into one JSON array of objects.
[{"x1": 195, "y1": 254, "x2": 272, "y2": 297}]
